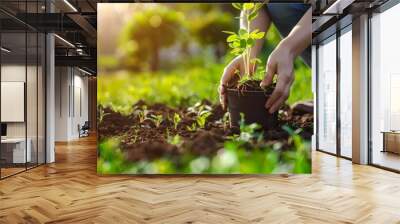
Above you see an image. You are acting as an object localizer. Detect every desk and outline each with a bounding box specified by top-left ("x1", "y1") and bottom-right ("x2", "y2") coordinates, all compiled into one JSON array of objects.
[
  {"x1": 1, "y1": 138, "x2": 31, "y2": 163},
  {"x1": 382, "y1": 131, "x2": 400, "y2": 155}
]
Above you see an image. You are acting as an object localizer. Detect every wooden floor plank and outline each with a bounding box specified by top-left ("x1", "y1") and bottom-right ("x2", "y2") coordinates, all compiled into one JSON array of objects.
[{"x1": 0, "y1": 135, "x2": 400, "y2": 223}]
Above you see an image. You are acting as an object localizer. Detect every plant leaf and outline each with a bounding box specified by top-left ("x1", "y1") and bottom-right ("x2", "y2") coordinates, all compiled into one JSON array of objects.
[
  {"x1": 248, "y1": 11, "x2": 258, "y2": 21},
  {"x1": 222, "y1": 30, "x2": 236, "y2": 35},
  {"x1": 232, "y1": 3, "x2": 242, "y2": 10},
  {"x1": 240, "y1": 39, "x2": 247, "y2": 48},
  {"x1": 251, "y1": 31, "x2": 265, "y2": 39},
  {"x1": 243, "y1": 3, "x2": 254, "y2": 10},
  {"x1": 232, "y1": 41, "x2": 241, "y2": 48},
  {"x1": 227, "y1": 34, "x2": 238, "y2": 42},
  {"x1": 247, "y1": 39, "x2": 255, "y2": 47},
  {"x1": 230, "y1": 48, "x2": 242, "y2": 55},
  {"x1": 239, "y1": 28, "x2": 247, "y2": 36},
  {"x1": 251, "y1": 29, "x2": 260, "y2": 34}
]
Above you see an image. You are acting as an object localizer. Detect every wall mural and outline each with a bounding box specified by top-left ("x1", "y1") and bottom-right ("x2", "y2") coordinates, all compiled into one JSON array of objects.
[{"x1": 97, "y1": 3, "x2": 313, "y2": 174}]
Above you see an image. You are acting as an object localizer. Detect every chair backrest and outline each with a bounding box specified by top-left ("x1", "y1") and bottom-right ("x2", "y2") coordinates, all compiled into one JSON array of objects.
[{"x1": 82, "y1": 121, "x2": 90, "y2": 129}]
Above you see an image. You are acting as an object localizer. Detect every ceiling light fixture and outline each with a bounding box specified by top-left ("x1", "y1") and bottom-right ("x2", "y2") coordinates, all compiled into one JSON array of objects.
[
  {"x1": 78, "y1": 67, "x2": 93, "y2": 76},
  {"x1": 54, "y1": 34, "x2": 75, "y2": 48},
  {"x1": 63, "y1": 0, "x2": 78, "y2": 12},
  {"x1": 322, "y1": 0, "x2": 354, "y2": 15},
  {"x1": 1, "y1": 47, "x2": 11, "y2": 53}
]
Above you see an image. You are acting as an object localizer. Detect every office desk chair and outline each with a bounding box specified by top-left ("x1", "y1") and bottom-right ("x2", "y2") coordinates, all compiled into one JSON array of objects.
[{"x1": 79, "y1": 121, "x2": 90, "y2": 138}]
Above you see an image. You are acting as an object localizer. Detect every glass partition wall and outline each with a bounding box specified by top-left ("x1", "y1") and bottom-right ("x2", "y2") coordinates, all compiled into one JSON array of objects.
[
  {"x1": 0, "y1": 2, "x2": 46, "y2": 179},
  {"x1": 370, "y1": 3, "x2": 400, "y2": 171},
  {"x1": 339, "y1": 26, "x2": 352, "y2": 159},
  {"x1": 315, "y1": 24, "x2": 353, "y2": 159},
  {"x1": 315, "y1": 0, "x2": 400, "y2": 171},
  {"x1": 317, "y1": 35, "x2": 337, "y2": 155}
]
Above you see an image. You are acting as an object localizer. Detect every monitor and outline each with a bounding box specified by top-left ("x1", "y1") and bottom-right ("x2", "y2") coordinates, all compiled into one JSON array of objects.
[{"x1": 1, "y1": 123, "x2": 7, "y2": 137}]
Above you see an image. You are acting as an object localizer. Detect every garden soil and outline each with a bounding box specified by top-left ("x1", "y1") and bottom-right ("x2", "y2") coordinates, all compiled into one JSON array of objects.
[{"x1": 98, "y1": 100, "x2": 313, "y2": 162}]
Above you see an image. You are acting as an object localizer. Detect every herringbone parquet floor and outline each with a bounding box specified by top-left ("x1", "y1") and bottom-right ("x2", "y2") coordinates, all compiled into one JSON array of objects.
[{"x1": 1, "y1": 135, "x2": 400, "y2": 224}]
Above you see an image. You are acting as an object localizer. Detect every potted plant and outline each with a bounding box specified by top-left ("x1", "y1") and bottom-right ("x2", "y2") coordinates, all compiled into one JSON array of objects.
[{"x1": 223, "y1": 2, "x2": 276, "y2": 130}]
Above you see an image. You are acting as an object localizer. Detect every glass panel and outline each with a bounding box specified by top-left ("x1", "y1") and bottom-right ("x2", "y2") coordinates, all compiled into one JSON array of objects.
[
  {"x1": 27, "y1": 30, "x2": 38, "y2": 169},
  {"x1": 339, "y1": 28, "x2": 352, "y2": 158},
  {"x1": 0, "y1": 1, "x2": 46, "y2": 178},
  {"x1": 317, "y1": 36, "x2": 337, "y2": 154},
  {"x1": 38, "y1": 32, "x2": 45, "y2": 165},
  {"x1": 371, "y1": 4, "x2": 400, "y2": 171},
  {"x1": 26, "y1": 0, "x2": 39, "y2": 169},
  {"x1": 1, "y1": 30, "x2": 27, "y2": 177}
]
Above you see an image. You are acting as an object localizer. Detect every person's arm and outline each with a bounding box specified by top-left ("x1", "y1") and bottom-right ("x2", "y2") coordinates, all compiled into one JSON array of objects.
[
  {"x1": 279, "y1": 8, "x2": 312, "y2": 58},
  {"x1": 220, "y1": 8, "x2": 270, "y2": 109},
  {"x1": 261, "y1": 8, "x2": 312, "y2": 113}
]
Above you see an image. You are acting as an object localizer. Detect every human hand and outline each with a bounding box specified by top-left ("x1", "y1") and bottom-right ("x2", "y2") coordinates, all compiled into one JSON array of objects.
[
  {"x1": 219, "y1": 55, "x2": 256, "y2": 110},
  {"x1": 260, "y1": 7, "x2": 312, "y2": 114},
  {"x1": 260, "y1": 41, "x2": 295, "y2": 114}
]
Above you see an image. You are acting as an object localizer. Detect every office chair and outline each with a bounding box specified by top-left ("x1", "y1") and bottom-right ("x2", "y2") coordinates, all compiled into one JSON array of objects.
[{"x1": 79, "y1": 121, "x2": 90, "y2": 138}]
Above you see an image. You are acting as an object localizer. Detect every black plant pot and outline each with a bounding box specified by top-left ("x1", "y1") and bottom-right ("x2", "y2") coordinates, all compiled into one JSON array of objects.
[{"x1": 226, "y1": 88, "x2": 277, "y2": 130}]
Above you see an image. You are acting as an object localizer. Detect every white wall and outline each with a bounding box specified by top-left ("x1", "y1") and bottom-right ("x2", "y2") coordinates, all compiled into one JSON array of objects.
[
  {"x1": 1, "y1": 63, "x2": 46, "y2": 164},
  {"x1": 55, "y1": 66, "x2": 70, "y2": 141},
  {"x1": 55, "y1": 67, "x2": 89, "y2": 141},
  {"x1": 1, "y1": 65, "x2": 32, "y2": 138}
]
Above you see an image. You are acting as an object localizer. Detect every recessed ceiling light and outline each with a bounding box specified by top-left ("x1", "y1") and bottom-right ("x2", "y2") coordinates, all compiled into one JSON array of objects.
[
  {"x1": 1, "y1": 47, "x2": 11, "y2": 53},
  {"x1": 54, "y1": 34, "x2": 75, "y2": 48},
  {"x1": 78, "y1": 67, "x2": 93, "y2": 76},
  {"x1": 323, "y1": 0, "x2": 355, "y2": 15},
  {"x1": 63, "y1": 0, "x2": 78, "y2": 12}
]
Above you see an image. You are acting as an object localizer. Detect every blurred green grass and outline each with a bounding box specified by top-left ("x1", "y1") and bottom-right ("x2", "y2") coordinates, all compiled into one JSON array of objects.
[
  {"x1": 98, "y1": 58, "x2": 311, "y2": 114},
  {"x1": 97, "y1": 130, "x2": 311, "y2": 175}
]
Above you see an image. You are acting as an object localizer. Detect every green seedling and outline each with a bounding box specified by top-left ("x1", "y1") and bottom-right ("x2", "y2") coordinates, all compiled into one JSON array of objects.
[
  {"x1": 136, "y1": 105, "x2": 149, "y2": 123},
  {"x1": 173, "y1": 113, "x2": 181, "y2": 130},
  {"x1": 149, "y1": 114, "x2": 163, "y2": 128},
  {"x1": 187, "y1": 123, "x2": 197, "y2": 132},
  {"x1": 98, "y1": 106, "x2": 110, "y2": 124},
  {"x1": 197, "y1": 111, "x2": 211, "y2": 129},
  {"x1": 222, "y1": 112, "x2": 230, "y2": 130},
  {"x1": 223, "y1": 2, "x2": 267, "y2": 86},
  {"x1": 188, "y1": 102, "x2": 212, "y2": 116}
]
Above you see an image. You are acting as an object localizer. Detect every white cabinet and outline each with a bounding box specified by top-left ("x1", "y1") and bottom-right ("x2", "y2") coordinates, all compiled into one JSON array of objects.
[{"x1": 1, "y1": 138, "x2": 32, "y2": 163}]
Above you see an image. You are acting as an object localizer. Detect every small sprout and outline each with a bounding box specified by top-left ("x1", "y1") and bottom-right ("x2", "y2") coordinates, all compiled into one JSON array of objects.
[
  {"x1": 187, "y1": 102, "x2": 212, "y2": 115},
  {"x1": 131, "y1": 128, "x2": 139, "y2": 143},
  {"x1": 222, "y1": 112, "x2": 230, "y2": 130},
  {"x1": 187, "y1": 123, "x2": 197, "y2": 132},
  {"x1": 136, "y1": 105, "x2": 149, "y2": 123},
  {"x1": 149, "y1": 114, "x2": 163, "y2": 128},
  {"x1": 173, "y1": 113, "x2": 181, "y2": 130},
  {"x1": 197, "y1": 111, "x2": 211, "y2": 129},
  {"x1": 98, "y1": 107, "x2": 109, "y2": 124}
]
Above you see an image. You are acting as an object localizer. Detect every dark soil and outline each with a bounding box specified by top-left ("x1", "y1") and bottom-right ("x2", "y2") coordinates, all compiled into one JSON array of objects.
[
  {"x1": 232, "y1": 79, "x2": 275, "y2": 94},
  {"x1": 98, "y1": 100, "x2": 313, "y2": 162}
]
